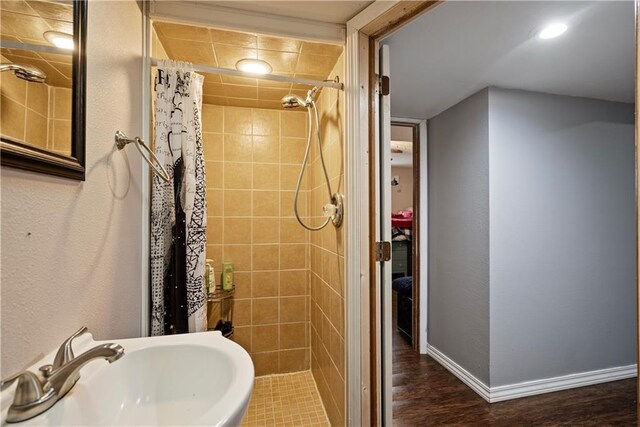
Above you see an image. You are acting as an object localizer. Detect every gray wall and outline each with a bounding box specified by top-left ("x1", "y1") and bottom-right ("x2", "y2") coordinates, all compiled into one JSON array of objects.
[
  {"x1": 427, "y1": 87, "x2": 636, "y2": 388},
  {"x1": 488, "y1": 88, "x2": 636, "y2": 386},
  {"x1": 428, "y1": 88, "x2": 490, "y2": 384}
]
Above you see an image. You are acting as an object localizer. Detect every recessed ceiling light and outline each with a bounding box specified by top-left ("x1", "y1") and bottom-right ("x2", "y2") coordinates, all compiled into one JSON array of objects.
[
  {"x1": 43, "y1": 31, "x2": 74, "y2": 50},
  {"x1": 538, "y1": 23, "x2": 568, "y2": 40},
  {"x1": 235, "y1": 58, "x2": 272, "y2": 75}
]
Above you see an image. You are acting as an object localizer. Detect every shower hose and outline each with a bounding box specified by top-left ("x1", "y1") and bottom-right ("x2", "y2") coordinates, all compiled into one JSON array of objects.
[{"x1": 294, "y1": 99, "x2": 335, "y2": 231}]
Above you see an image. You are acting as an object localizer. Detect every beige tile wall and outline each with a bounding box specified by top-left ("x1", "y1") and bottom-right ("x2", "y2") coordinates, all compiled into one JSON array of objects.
[
  {"x1": 152, "y1": 27, "x2": 169, "y2": 60},
  {"x1": 202, "y1": 104, "x2": 312, "y2": 376},
  {"x1": 0, "y1": 1, "x2": 74, "y2": 88},
  {"x1": 48, "y1": 87, "x2": 71, "y2": 155},
  {"x1": 0, "y1": 62, "x2": 71, "y2": 156},
  {"x1": 309, "y1": 53, "x2": 346, "y2": 426},
  {"x1": 1, "y1": 67, "x2": 48, "y2": 149},
  {"x1": 153, "y1": 20, "x2": 343, "y2": 110},
  {"x1": 154, "y1": 22, "x2": 346, "y2": 422},
  {"x1": 155, "y1": 24, "x2": 346, "y2": 420}
]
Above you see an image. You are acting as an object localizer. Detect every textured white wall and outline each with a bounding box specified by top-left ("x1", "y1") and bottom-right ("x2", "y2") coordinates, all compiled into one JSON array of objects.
[{"x1": 1, "y1": 0, "x2": 145, "y2": 375}]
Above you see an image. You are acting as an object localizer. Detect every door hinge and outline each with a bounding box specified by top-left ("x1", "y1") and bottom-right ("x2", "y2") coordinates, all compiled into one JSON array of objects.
[
  {"x1": 375, "y1": 241, "x2": 391, "y2": 262},
  {"x1": 380, "y1": 75, "x2": 390, "y2": 96}
]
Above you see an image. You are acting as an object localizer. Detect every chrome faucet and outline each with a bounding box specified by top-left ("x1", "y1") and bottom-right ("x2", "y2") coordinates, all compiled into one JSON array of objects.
[
  {"x1": 0, "y1": 328, "x2": 125, "y2": 423},
  {"x1": 44, "y1": 343, "x2": 124, "y2": 399},
  {"x1": 39, "y1": 326, "x2": 88, "y2": 378}
]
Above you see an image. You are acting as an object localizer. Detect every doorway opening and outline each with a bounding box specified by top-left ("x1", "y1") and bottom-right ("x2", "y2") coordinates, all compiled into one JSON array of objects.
[
  {"x1": 389, "y1": 121, "x2": 420, "y2": 353},
  {"x1": 370, "y1": 1, "x2": 638, "y2": 425}
]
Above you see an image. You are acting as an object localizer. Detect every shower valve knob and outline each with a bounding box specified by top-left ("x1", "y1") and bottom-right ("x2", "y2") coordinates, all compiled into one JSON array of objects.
[{"x1": 323, "y1": 203, "x2": 338, "y2": 218}]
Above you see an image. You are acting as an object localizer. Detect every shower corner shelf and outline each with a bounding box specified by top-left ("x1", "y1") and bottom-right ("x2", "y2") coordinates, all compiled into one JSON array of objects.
[
  {"x1": 207, "y1": 289, "x2": 235, "y2": 339},
  {"x1": 208, "y1": 289, "x2": 235, "y2": 302}
]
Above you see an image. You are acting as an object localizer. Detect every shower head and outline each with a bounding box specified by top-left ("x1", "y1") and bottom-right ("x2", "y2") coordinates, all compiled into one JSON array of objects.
[
  {"x1": 281, "y1": 86, "x2": 320, "y2": 110},
  {"x1": 281, "y1": 94, "x2": 307, "y2": 109},
  {"x1": 0, "y1": 63, "x2": 46, "y2": 83}
]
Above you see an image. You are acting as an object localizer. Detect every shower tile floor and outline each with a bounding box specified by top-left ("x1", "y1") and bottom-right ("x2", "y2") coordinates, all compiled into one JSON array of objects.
[{"x1": 241, "y1": 371, "x2": 330, "y2": 427}]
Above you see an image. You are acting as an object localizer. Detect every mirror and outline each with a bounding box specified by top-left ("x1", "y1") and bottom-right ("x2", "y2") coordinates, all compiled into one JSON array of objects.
[{"x1": 0, "y1": 0, "x2": 86, "y2": 180}]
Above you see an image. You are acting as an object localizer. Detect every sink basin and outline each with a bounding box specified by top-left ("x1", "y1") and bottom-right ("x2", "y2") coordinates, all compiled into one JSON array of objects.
[{"x1": 1, "y1": 331, "x2": 254, "y2": 426}]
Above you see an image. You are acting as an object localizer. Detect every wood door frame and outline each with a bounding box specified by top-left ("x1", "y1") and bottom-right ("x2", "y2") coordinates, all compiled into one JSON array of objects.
[
  {"x1": 635, "y1": 0, "x2": 639, "y2": 419},
  {"x1": 347, "y1": 0, "x2": 640, "y2": 424},
  {"x1": 347, "y1": 2, "x2": 440, "y2": 425}
]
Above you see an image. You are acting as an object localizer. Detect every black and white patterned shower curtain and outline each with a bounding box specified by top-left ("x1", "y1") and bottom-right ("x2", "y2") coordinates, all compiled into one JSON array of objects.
[{"x1": 151, "y1": 60, "x2": 207, "y2": 336}]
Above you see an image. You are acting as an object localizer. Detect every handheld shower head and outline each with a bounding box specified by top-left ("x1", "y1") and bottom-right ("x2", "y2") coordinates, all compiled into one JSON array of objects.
[
  {"x1": 0, "y1": 63, "x2": 46, "y2": 83},
  {"x1": 281, "y1": 94, "x2": 306, "y2": 109},
  {"x1": 281, "y1": 86, "x2": 321, "y2": 110}
]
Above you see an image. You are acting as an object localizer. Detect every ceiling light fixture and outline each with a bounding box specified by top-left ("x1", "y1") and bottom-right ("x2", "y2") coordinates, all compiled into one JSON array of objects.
[
  {"x1": 235, "y1": 58, "x2": 272, "y2": 75},
  {"x1": 43, "y1": 31, "x2": 74, "y2": 50},
  {"x1": 538, "y1": 23, "x2": 568, "y2": 40},
  {"x1": 391, "y1": 140, "x2": 413, "y2": 154}
]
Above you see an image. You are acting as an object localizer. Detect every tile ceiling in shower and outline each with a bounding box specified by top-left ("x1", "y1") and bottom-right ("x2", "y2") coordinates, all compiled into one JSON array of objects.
[
  {"x1": 153, "y1": 21, "x2": 343, "y2": 109},
  {"x1": 0, "y1": 0, "x2": 73, "y2": 87}
]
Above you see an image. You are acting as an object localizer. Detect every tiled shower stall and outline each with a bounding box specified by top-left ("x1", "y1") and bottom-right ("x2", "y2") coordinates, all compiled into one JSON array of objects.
[{"x1": 152, "y1": 22, "x2": 346, "y2": 424}]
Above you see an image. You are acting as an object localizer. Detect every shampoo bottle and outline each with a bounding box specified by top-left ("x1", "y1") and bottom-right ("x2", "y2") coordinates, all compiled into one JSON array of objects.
[
  {"x1": 205, "y1": 259, "x2": 215, "y2": 295},
  {"x1": 222, "y1": 262, "x2": 234, "y2": 292}
]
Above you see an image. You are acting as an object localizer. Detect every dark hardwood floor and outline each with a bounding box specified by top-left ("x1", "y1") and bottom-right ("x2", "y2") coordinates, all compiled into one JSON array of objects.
[{"x1": 391, "y1": 326, "x2": 637, "y2": 426}]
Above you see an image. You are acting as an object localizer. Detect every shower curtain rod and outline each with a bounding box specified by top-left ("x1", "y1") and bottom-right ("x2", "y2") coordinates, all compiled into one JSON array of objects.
[{"x1": 150, "y1": 58, "x2": 343, "y2": 90}]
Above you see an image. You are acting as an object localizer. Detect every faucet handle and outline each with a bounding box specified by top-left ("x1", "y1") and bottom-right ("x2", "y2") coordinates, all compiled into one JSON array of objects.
[
  {"x1": 40, "y1": 326, "x2": 88, "y2": 377},
  {"x1": 1, "y1": 371, "x2": 46, "y2": 406}
]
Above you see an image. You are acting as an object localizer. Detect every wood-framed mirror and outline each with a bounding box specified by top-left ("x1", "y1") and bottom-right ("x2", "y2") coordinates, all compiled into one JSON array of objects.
[{"x1": 0, "y1": 0, "x2": 87, "y2": 180}]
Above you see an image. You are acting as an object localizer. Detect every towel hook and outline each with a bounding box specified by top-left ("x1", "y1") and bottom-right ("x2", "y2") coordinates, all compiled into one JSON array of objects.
[{"x1": 115, "y1": 131, "x2": 171, "y2": 183}]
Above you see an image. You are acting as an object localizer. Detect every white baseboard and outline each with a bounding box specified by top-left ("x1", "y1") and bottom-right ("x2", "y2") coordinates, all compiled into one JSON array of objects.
[
  {"x1": 489, "y1": 364, "x2": 638, "y2": 402},
  {"x1": 426, "y1": 344, "x2": 637, "y2": 403},
  {"x1": 426, "y1": 344, "x2": 491, "y2": 401}
]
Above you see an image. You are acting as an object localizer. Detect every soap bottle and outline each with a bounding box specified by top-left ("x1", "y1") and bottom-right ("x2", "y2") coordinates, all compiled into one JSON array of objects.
[
  {"x1": 222, "y1": 262, "x2": 234, "y2": 292},
  {"x1": 205, "y1": 259, "x2": 215, "y2": 295}
]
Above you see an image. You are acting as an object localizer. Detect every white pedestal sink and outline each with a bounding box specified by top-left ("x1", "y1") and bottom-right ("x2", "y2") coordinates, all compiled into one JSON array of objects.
[{"x1": 1, "y1": 331, "x2": 254, "y2": 426}]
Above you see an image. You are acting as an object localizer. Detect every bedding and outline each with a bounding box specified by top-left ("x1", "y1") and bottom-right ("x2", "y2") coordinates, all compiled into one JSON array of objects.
[{"x1": 392, "y1": 276, "x2": 413, "y2": 297}]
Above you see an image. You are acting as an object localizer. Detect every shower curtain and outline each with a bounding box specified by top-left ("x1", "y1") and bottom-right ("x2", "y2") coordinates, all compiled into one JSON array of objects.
[{"x1": 151, "y1": 60, "x2": 207, "y2": 336}]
